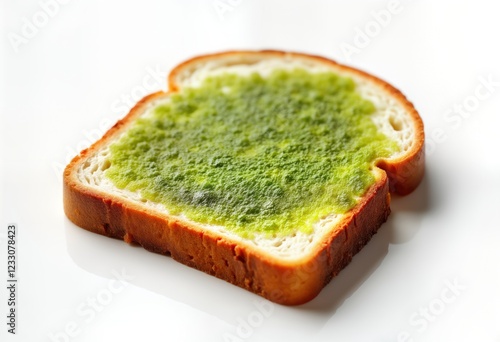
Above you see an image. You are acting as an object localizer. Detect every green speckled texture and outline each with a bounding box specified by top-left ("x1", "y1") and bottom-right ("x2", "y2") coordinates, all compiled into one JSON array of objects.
[{"x1": 106, "y1": 69, "x2": 398, "y2": 237}]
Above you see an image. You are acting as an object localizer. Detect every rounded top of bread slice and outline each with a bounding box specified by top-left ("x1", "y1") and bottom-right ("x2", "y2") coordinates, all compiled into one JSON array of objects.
[{"x1": 170, "y1": 50, "x2": 424, "y2": 194}]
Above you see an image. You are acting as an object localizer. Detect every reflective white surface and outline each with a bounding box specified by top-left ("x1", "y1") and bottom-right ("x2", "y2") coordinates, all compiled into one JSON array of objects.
[{"x1": 1, "y1": 0, "x2": 500, "y2": 341}]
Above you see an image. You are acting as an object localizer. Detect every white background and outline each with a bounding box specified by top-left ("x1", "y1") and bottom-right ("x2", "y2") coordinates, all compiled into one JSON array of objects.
[{"x1": 1, "y1": 0, "x2": 500, "y2": 341}]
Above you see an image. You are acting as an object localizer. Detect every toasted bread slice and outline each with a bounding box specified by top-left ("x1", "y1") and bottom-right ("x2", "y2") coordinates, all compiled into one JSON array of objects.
[{"x1": 63, "y1": 50, "x2": 424, "y2": 305}]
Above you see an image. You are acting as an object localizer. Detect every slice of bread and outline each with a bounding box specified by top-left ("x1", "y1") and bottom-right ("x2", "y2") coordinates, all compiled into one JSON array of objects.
[{"x1": 63, "y1": 50, "x2": 424, "y2": 305}]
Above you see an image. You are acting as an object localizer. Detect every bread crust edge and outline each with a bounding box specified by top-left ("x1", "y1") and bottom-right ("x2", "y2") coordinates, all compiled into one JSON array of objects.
[{"x1": 63, "y1": 50, "x2": 422, "y2": 305}]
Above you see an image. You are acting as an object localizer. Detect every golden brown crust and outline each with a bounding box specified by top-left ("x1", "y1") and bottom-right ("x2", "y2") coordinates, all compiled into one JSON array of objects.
[{"x1": 63, "y1": 50, "x2": 424, "y2": 305}]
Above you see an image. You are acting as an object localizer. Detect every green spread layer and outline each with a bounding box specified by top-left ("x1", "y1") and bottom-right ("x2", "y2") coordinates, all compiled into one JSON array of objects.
[{"x1": 105, "y1": 69, "x2": 399, "y2": 237}]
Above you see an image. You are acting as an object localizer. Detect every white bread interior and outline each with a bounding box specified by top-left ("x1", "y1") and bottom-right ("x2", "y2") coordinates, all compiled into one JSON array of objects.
[{"x1": 76, "y1": 57, "x2": 414, "y2": 260}]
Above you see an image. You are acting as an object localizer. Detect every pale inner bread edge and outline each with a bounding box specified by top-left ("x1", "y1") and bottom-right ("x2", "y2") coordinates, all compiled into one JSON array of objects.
[{"x1": 76, "y1": 58, "x2": 414, "y2": 260}]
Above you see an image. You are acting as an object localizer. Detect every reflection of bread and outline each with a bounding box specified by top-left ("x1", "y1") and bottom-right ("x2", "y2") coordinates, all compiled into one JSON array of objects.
[{"x1": 64, "y1": 51, "x2": 425, "y2": 305}]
